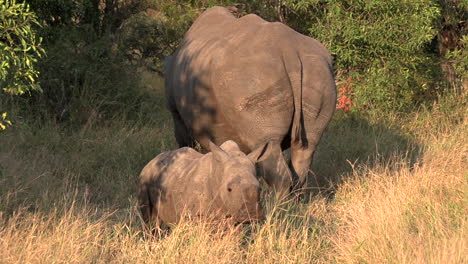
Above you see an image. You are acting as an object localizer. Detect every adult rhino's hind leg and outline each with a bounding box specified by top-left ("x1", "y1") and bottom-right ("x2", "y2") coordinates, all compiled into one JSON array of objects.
[
  {"x1": 290, "y1": 60, "x2": 336, "y2": 193},
  {"x1": 289, "y1": 139, "x2": 316, "y2": 191},
  {"x1": 290, "y1": 113, "x2": 334, "y2": 193}
]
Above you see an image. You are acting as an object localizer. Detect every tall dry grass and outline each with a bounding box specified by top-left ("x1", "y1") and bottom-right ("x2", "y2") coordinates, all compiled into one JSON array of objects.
[{"x1": 0, "y1": 93, "x2": 466, "y2": 263}]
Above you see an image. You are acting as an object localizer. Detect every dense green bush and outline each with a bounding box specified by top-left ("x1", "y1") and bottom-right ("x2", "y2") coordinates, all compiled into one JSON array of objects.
[
  {"x1": 12, "y1": 0, "x2": 234, "y2": 125},
  {"x1": 17, "y1": 0, "x2": 149, "y2": 124},
  {"x1": 28, "y1": 25, "x2": 159, "y2": 125},
  {"x1": 0, "y1": 0, "x2": 45, "y2": 95},
  {"x1": 117, "y1": 0, "x2": 238, "y2": 74},
  {"x1": 4, "y1": 0, "x2": 465, "y2": 127},
  {"x1": 445, "y1": 35, "x2": 468, "y2": 90},
  {"x1": 28, "y1": 0, "x2": 142, "y2": 33},
  {"x1": 438, "y1": 0, "x2": 468, "y2": 93},
  {"x1": 1, "y1": 0, "x2": 45, "y2": 130},
  {"x1": 117, "y1": 6, "x2": 195, "y2": 74},
  {"x1": 280, "y1": 0, "x2": 443, "y2": 111}
]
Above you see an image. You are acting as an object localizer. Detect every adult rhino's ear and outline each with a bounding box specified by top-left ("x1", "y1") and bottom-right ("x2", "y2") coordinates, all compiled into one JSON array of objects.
[
  {"x1": 209, "y1": 140, "x2": 229, "y2": 162},
  {"x1": 247, "y1": 141, "x2": 272, "y2": 163}
]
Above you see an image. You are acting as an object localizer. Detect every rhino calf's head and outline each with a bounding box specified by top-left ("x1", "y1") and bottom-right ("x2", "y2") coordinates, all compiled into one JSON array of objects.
[{"x1": 210, "y1": 140, "x2": 270, "y2": 224}]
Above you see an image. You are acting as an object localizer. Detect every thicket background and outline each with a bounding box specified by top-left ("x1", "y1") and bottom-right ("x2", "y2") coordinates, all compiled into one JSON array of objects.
[
  {"x1": 0, "y1": 1, "x2": 466, "y2": 263},
  {"x1": 1, "y1": 0, "x2": 467, "y2": 123}
]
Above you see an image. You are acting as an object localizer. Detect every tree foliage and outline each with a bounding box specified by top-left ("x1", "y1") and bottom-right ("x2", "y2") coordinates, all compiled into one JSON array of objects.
[
  {"x1": 3, "y1": 0, "x2": 466, "y2": 127},
  {"x1": 0, "y1": 0, "x2": 45, "y2": 95},
  {"x1": 117, "y1": 0, "x2": 236, "y2": 74},
  {"x1": 276, "y1": 0, "x2": 443, "y2": 111}
]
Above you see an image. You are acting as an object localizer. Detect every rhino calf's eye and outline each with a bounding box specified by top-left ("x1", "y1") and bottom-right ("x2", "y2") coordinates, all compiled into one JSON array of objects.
[{"x1": 227, "y1": 187, "x2": 232, "y2": 192}]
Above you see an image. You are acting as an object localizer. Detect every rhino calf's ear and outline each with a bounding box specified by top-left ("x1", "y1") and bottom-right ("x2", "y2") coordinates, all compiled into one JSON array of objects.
[
  {"x1": 209, "y1": 140, "x2": 229, "y2": 162},
  {"x1": 220, "y1": 140, "x2": 241, "y2": 152},
  {"x1": 247, "y1": 141, "x2": 272, "y2": 163}
]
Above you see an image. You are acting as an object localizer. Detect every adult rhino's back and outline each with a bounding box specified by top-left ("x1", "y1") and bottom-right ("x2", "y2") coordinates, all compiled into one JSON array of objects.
[
  {"x1": 169, "y1": 11, "x2": 298, "y2": 150},
  {"x1": 165, "y1": 6, "x2": 336, "y2": 192}
]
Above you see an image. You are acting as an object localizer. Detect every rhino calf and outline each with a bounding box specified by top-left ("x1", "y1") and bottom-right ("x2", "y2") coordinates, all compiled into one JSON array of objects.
[{"x1": 137, "y1": 140, "x2": 269, "y2": 229}]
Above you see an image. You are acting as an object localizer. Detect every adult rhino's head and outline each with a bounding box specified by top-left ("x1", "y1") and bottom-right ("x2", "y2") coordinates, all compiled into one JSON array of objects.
[{"x1": 209, "y1": 140, "x2": 270, "y2": 224}]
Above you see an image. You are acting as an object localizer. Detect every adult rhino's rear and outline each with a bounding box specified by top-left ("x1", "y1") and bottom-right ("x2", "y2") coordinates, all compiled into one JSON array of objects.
[{"x1": 165, "y1": 6, "x2": 336, "y2": 193}]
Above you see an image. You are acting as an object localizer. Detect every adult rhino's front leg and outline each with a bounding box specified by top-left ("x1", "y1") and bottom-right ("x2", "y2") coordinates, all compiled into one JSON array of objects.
[
  {"x1": 257, "y1": 140, "x2": 293, "y2": 194},
  {"x1": 170, "y1": 109, "x2": 196, "y2": 148}
]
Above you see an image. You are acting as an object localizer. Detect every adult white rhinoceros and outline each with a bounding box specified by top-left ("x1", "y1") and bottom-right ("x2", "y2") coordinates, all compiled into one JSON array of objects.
[{"x1": 164, "y1": 6, "x2": 336, "y2": 193}]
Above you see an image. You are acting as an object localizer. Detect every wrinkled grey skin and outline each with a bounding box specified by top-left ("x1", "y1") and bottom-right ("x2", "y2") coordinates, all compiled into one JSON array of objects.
[
  {"x1": 165, "y1": 6, "x2": 336, "y2": 193},
  {"x1": 137, "y1": 140, "x2": 268, "y2": 229}
]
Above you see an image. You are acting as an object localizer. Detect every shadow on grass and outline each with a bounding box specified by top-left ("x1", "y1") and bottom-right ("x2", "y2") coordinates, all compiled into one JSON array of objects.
[{"x1": 309, "y1": 111, "x2": 423, "y2": 198}]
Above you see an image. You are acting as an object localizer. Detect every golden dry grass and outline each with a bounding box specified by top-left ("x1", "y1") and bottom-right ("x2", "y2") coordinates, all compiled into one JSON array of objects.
[{"x1": 0, "y1": 94, "x2": 466, "y2": 263}]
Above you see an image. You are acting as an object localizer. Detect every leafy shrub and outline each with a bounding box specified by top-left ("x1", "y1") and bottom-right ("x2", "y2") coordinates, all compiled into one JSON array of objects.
[
  {"x1": 17, "y1": 1, "x2": 157, "y2": 125},
  {"x1": 0, "y1": 0, "x2": 45, "y2": 95},
  {"x1": 8, "y1": 0, "x2": 464, "y2": 126},
  {"x1": 21, "y1": 0, "x2": 222, "y2": 125},
  {"x1": 0, "y1": 112, "x2": 11, "y2": 130},
  {"x1": 27, "y1": 26, "x2": 146, "y2": 124},
  {"x1": 283, "y1": 0, "x2": 443, "y2": 111},
  {"x1": 445, "y1": 35, "x2": 468, "y2": 90},
  {"x1": 438, "y1": 0, "x2": 468, "y2": 93},
  {"x1": 28, "y1": 0, "x2": 142, "y2": 33},
  {"x1": 117, "y1": 8, "x2": 190, "y2": 75},
  {"x1": 117, "y1": 0, "x2": 238, "y2": 74},
  {"x1": 0, "y1": 0, "x2": 45, "y2": 130}
]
